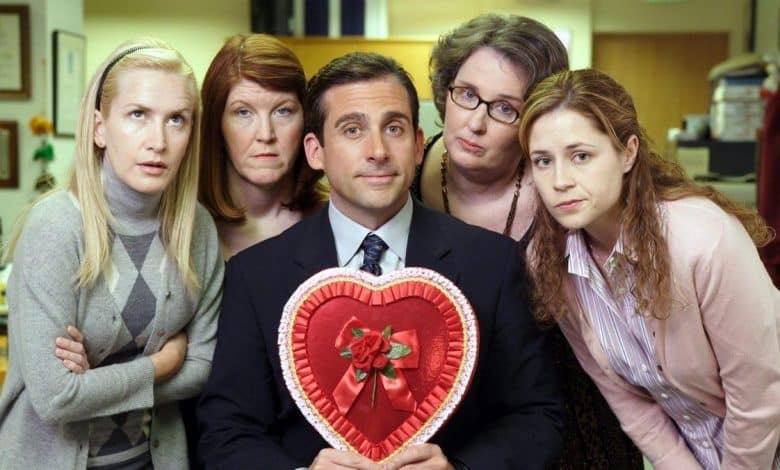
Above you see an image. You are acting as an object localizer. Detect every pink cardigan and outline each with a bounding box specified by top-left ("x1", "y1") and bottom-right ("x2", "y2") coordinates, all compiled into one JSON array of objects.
[{"x1": 558, "y1": 197, "x2": 780, "y2": 470}]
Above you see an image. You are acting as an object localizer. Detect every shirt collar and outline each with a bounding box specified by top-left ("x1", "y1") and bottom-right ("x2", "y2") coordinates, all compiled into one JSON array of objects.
[
  {"x1": 565, "y1": 230, "x2": 591, "y2": 278},
  {"x1": 565, "y1": 229, "x2": 628, "y2": 278},
  {"x1": 328, "y1": 195, "x2": 413, "y2": 267}
]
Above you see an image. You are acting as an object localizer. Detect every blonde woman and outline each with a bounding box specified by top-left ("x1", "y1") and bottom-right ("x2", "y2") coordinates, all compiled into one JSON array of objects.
[{"x1": 0, "y1": 38, "x2": 223, "y2": 468}]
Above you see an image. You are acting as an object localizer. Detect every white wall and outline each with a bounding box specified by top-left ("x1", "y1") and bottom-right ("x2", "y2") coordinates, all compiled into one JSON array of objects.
[{"x1": 0, "y1": 0, "x2": 82, "y2": 242}]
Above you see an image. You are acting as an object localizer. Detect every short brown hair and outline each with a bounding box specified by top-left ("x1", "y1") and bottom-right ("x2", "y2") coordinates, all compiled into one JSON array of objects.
[
  {"x1": 305, "y1": 52, "x2": 419, "y2": 143},
  {"x1": 198, "y1": 34, "x2": 324, "y2": 222},
  {"x1": 429, "y1": 14, "x2": 569, "y2": 121}
]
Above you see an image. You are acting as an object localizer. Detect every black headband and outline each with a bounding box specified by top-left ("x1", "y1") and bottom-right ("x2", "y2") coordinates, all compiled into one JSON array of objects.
[{"x1": 95, "y1": 46, "x2": 153, "y2": 110}]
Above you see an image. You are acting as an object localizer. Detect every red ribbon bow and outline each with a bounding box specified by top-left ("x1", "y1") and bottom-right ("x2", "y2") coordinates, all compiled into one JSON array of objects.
[{"x1": 333, "y1": 317, "x2": 419, "y2": 414}]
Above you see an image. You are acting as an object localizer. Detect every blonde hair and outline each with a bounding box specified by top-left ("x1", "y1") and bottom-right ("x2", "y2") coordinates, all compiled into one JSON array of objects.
[{"x1": 6, "y1": 38, "x2": 202, "y2": 295}]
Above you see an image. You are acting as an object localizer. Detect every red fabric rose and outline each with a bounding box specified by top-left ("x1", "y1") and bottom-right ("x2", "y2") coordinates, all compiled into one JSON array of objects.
[
  {"x1": 350, "y1": 331, "x2": 391, "y2": 370},
  {"x1": 372, "y1": 354, "x2": 389, "y2": 370}
]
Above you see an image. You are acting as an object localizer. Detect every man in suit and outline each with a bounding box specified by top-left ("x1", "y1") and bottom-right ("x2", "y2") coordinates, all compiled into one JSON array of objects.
[{"x1": 197, "y1": 52, "x2": 563, "y2": 470}]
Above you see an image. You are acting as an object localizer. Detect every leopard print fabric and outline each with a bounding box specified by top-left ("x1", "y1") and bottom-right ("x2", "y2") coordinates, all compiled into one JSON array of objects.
[{"x1": 549, "y1": 327, "x2": 644, "y2": 470}]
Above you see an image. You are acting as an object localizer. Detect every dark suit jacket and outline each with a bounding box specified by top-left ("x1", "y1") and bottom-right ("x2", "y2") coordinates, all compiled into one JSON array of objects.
[{"x1": 197, "y1": 201, "x2": 563, "y2": 469}]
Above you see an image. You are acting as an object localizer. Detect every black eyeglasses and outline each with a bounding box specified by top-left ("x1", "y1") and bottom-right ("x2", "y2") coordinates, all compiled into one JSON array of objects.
[{"x1": 448, "y1": 86, "x2": 521, "y2": 124}]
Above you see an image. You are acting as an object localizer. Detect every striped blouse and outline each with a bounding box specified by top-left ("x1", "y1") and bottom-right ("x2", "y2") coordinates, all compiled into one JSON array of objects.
[{"x1": 565, "y1": 229, "x2": 780, "y2": 470}]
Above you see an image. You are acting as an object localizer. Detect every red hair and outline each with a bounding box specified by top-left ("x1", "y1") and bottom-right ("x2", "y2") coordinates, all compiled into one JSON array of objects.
[{"x1": 198, "y1": 34, "x2": 325, "y2": 223}]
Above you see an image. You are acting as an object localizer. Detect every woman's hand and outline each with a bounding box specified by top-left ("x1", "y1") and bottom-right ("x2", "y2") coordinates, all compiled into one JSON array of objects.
[
  {"x1": 151, "y1": 331, "x2": 188, "y2": 382},
  {"x1": 53, "y1": 325, "x2": 188, "y2": 383},
  {"x1": 54, "y1": 325, "x2": 90, "y2": 374}
]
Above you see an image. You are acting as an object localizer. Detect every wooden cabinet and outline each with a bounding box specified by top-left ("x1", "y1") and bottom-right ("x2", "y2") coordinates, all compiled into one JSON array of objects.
[{"x1": 593, "y1": 33, "x2": 729, "y2": 151}]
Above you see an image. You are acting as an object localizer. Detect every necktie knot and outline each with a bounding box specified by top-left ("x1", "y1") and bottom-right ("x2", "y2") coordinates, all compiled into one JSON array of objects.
[{"x1": 360, "y1": 233, "x2": 388, "y2": 276}]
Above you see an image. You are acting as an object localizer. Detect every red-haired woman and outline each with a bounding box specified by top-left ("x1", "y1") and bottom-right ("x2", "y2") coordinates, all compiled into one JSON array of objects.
[{"x1": 198, "y1": 34, "x2": 326, "y2": 260}]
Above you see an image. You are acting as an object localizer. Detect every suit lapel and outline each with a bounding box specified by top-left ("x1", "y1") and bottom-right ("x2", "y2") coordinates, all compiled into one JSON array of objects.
[
  {"x1": 292, "y1": 206, "x2": 339, "y2": 274},
  {"x1": 293, "y1": 202, "x2": 461, "y2": 283},
  {"x1": 406, "y1": 201, "x2": 461, "y2": 285}
]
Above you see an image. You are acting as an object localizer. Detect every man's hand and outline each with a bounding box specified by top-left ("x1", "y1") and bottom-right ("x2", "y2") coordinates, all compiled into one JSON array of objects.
[
  {"x1": 55, "y1": 325, "x2": 90, "y2": 374},
  {"x1": 309, "y1": 448, "x2": 381, "y2": 470},
  {"x1": 382, "y1": 444, "x2": 454, "y2": 470}
]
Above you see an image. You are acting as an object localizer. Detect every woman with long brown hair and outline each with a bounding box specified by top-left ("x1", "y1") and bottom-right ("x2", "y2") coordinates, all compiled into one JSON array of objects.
[{"x1": 519, "y1": 68, "x2": 780, "y2": 469}]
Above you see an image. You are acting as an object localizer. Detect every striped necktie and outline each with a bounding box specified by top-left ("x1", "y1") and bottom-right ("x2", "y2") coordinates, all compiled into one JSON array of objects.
[{"x1": 360, "y1": 233, "x2": 388, "y2": 275}]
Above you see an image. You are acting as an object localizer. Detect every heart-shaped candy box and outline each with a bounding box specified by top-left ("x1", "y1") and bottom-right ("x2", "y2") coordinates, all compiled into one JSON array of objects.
[{"x1": 278, "y1": 267, "x2": 478, "y2": 462}]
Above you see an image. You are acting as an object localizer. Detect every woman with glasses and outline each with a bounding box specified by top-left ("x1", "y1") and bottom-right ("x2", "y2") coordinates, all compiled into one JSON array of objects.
[
  {"x1": 413, "y1": 14, "x2": 643, "y2": 469},
  {"x1": 416, "y1": 14, "x2": 543, "y2": 242}
]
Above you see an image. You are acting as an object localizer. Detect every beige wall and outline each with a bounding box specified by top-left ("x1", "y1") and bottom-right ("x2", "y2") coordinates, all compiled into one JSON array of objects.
[
  {"x1": 0, "y1": 0, "x2": 82, "y2": 238},
  {"x1": 756, "y1": 0, "x2": 780, "y2": 55},
  {"x1": 3, "y1": 0, "x2": 776, "y2": 237},
  {"x1": 592, "y1": 0, "x2": 751, "y2": 57},
  {"x1": 0, "y1": 0, "x2": 250, "y2": 237},
  {"x1": 77, "y1": 0, "x2": 778, "y2": 83},
  {"x1": 83, "y1": 0, "x2": 251, "y2": 85},
  {"x1": 386, "y1": 0, "x2": 762, "y2": 69},
  {"x1": 388, "y1": 0, "x2": 592, "y2": 69}
]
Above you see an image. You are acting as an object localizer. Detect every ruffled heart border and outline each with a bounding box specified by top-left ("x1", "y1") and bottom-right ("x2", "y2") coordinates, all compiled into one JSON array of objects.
[{"x1": 278, "y1": 267, "x2": 479, "y2": 462}]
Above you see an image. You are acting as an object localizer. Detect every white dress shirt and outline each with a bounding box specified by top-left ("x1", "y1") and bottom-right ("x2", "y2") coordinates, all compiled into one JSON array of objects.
[{"x1": 328, "y1": 195, "x2": 413, "y2": 274}]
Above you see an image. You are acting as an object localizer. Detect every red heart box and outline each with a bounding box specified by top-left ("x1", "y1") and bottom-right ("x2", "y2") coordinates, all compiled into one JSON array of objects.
[{"x1": 279, "y1": 267, "x2": 478, "y2": 463}]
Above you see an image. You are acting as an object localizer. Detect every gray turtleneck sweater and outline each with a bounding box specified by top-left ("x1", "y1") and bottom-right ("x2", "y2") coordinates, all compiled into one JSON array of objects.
[
  {"x1": 88, "y1": 162, "x2": 165, "y2": 468},
  {"x1": 0, "y1": 162, "x2": 224, "y2": 469}
]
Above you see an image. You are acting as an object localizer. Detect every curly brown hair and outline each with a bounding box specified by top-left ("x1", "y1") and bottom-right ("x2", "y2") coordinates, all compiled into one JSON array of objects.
[
  {"x1": 429, "y1": 14, "x2": 569, "y2": 122},
  {"x1": 198, "y1": 34, "x2": 325, "y2": 223},
  {"x1": 518, "y1": 69, "x2": 773, "y2": 322}
]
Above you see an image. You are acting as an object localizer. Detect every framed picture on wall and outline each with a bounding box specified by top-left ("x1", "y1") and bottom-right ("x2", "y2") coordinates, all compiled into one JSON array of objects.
[
  {"x1": 53, "y1": 30, "x2": 86, "y2": 137},
  {"x1": 0, "y1": 5, "x2": 31, "y2": 100},
  {"x1": 0, "y1": 121, "x2": 19, "y2": 188}
]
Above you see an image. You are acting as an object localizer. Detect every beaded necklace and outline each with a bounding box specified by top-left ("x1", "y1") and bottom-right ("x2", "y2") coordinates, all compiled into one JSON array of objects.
[{"x1": 440, "y1": 150, "x2": 523, "y2": 237}]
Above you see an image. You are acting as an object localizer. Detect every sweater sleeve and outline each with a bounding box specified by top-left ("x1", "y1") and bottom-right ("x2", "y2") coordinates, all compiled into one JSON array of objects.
[
  {"x1": 557, "y1": 313, "x2": 701, "y2": 470},
  {"x1": 8, "y1": 194, "x2": 156, "y2": 425},
  {"x1": 527, "y1": 239, "x2": 697, "y2": 467},
  {"x1": 197, "y1": 251, "x2": 301, "y2": 468},
  {"x1": 153, "y1": 205, "x2": 224, "y2": 404},
  {"x1": 694, "y1": 210, "x2": 780, "y2": 469}
]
